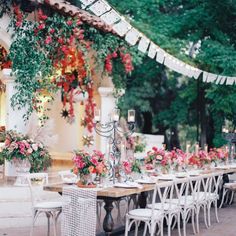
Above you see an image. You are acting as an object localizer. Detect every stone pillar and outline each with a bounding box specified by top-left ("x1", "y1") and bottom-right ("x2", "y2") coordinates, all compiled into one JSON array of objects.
[{"x1": 1, "y1": 69, "x2": 28, "y2": 176}]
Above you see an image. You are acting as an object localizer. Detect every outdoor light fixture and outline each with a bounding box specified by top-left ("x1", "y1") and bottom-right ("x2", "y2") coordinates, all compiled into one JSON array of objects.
[{"x1": 94, "y1": 108, "x2": 135, "y2": 184}]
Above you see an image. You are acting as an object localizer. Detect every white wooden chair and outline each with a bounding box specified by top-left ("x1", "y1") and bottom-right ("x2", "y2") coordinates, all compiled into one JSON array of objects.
[
  {"x1": 125, "y1": 181, "x2": 174, "y2": 236},
  {"x1": 27, "y1": 173, "x2": 62, "y2": 236},
  {"x1": 147, "y1": 178, "x2": 189, "y2": 236}
]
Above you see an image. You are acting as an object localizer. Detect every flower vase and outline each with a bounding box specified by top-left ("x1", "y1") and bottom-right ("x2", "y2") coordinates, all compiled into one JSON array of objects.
[
  {"x1": 13, "y1": 158, "x2": 31, "y2": 186},
  {"x1": 77, "y1": 174, "x2": 96, "y2": 188}
]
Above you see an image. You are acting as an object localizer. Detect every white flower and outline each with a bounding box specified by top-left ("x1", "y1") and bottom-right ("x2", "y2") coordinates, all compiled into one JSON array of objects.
[{"x1": 32, "y1": 143, "x2": 38, "y2": 151}]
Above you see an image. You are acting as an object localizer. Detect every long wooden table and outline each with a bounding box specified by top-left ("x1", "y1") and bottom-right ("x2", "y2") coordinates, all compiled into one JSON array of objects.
[{"x1": 44, "y1": 167, "x2": 236, "y2": 235}]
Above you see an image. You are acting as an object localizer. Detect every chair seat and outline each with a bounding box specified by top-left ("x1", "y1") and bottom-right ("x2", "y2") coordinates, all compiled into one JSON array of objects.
[
  {"x1": 198, "y1": 192, "x2": 218, "y2": 201},
  {"x1": 166, "y1": 196, "x2": 195, "y2": 207},
  {"x1": 128, "y1": 208, "x2": 163, "y2": 220},
  {"x1": 147, "y1": 203, "x2": 181, "y2": 212},
  {"x1": 224, "y1": 182, "x2": 236, "y2": 189},
  {"x1": 34, "y1": 201, "x2": 62, "y2": 210}
]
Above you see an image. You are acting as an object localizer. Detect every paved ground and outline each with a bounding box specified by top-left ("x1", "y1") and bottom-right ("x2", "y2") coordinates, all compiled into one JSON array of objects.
[{"x1": 1, "y1": 174, "x2": 236, "y2": 236}]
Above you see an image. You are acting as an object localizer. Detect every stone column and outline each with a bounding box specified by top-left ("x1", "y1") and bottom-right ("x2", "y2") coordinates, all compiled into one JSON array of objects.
[{"x1": 1, "y1": 69, "x2": 28, "y2": 176}]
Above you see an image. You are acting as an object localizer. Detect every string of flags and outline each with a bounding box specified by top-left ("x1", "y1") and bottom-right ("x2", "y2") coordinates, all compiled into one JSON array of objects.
[{"x1": 78, "y1": 0, "x2": 236, "y2": 85}]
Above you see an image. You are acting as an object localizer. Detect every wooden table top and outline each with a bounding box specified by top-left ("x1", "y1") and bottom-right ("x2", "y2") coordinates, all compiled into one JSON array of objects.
[{"x1": 44, "y1": 167, "x2": 236, "y2": 198}]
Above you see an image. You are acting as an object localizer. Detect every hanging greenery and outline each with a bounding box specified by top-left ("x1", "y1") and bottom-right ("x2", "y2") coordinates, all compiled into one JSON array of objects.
[{"x1": 4, "y1": 4, "x2": 136, "y2": 131}]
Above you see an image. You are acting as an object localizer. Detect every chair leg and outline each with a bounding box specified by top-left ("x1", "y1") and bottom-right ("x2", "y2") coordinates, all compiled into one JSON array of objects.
[
  {"x1": 214, "y1": 200, "x2": 219, "y2": 223},
  {"x1": 177, "y1": 213, "x2": 181, "y2": 236},
  {"x1": 124, "y1": 217, "x2": 129, "y2": 236},
  {"x1": 30, "y1": 210, "x2": 39, "y2": 236},
  {"x1": 45, "y1": 212, "x2": 51, "y2": 236},
  {"x1": 52, "y1": 212, "x2": 57, "y2": 236},
  {"x1": 191, "y1": 209, "x2": 196, "y2": 235},
  {"x1": 207, "y1": 203, "x2": 211, "y2": 227},
  {"x1": 219, "y1": 188, "x2": 227, "y2": 208},
  {"x1": 167, "y1": 215, "x2": 173, "y2": 236},
  {"x1": 143, "y1": 223, "x2": 148, "y2": 236},
  {"x1": 196, "y1": 207, "x2": 200, "y2": 233},
  {"x1": 203, "y1": 205, "x2": 208, "y2": 229},
  {"x1": 171, "y1": 216, "x2": 177, "y2": 230},
  {"x1": 229, "y1": 191, "x2": 235, "y2": 205},
  {"x1": 134, "y1": 221, "x2": 139, "y2": 236}
]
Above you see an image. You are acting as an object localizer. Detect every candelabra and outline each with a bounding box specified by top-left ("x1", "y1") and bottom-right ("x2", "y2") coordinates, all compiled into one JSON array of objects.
[
  {"x1": 94, "y1": 108, "x2": 135, "y2": 184},
  {"x1": 222, "y1": 128, "x2": 236, "y2": 162}
]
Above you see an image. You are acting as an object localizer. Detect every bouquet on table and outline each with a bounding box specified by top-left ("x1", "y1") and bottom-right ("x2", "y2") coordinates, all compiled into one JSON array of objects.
[
  {"x1": 72, "y1": 149, "x2": 108, "y2": 186},
  {"x1": 144, "y1": 147, "x2": 169, "y2": 173}
]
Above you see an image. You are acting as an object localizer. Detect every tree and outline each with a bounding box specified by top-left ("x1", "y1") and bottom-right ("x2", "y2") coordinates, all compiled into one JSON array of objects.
[{"x1": 108, "y1": 0, "x2": 236, "y2": 148}]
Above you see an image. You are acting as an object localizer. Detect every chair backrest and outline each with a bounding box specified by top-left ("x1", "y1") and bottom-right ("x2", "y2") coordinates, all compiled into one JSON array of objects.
[
  {"x1": 151, "y1": 180, "x2": 175, "y2": 216},
  {"x1": 174, "y1": 177, "x2": 189, "y2": 209},
  {"x1": 27, "y1": 173, "x2": 48, "y2": 206},
  {"x1": 61, "y1": 186, "x2": 97, "y2": 236},
  {"x1": 210, "y1": 172, "x2": 223, "y2": 196},
  {"x1": 189, "y1": 175, "x2": 202, "y2": 202}
]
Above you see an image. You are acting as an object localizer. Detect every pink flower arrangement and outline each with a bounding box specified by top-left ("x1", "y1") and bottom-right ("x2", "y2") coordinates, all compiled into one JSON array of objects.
[
  {"x1": 0, "y1": 130, "x2": 51, "y2": 173},
  {"x1": 72, "y1": 150, "x2": 108, "y2": 177},
  {"x1": 145, "y1": 147, "x2": 167, "y2": 169}
]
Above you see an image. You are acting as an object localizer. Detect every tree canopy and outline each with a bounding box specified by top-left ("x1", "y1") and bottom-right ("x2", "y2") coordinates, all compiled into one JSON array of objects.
[{"x1": 108, "y1": 0, "x2": 236, "y2": 149}]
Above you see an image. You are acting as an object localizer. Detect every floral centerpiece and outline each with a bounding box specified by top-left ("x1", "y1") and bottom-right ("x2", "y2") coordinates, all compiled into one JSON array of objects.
[
  {"x1": 0, "y1": 130, "x2": 51, "y2": 173},
  {"x1": 122, "y1": 159, "x2": 142, "y2": 180},
  {"x1": 166, "y1": 149, "x2": 187, "y2": 171},
  {"x1": 72, "y1": 150, "x2": 108, "y2": 186},
  {"x1": 208, "y1": 148, "x2": 228, "y2": 165},
  {"x1": 145, "y1": 147, "x2": 168, "y2": 173}
]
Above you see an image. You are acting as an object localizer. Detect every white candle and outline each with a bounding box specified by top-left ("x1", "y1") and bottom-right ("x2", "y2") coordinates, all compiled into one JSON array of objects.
[
  {"x1": 204, "y1": 144, "x2": 208, "y2": 152},
  {"x1": 112, "y1": 108, "x2": 120, "y2": 121},
  {"x1": 128, "y1": 110, "x2": 135, "y2": 122}
]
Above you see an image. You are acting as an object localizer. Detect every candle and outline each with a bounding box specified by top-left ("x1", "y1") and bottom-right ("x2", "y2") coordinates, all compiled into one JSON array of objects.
[
  {"x1": 112, "y1": 108, "x2": 120, "y2": 122},
  {"x1": 128, "y1": 110, "x2": 135, "y2": 122},
  {"x1": 204, "y1": 144, "x2": 208, "y2": 152},
  {"x1": 186, "y1": 143, "x2": 190, "y2": 154}
]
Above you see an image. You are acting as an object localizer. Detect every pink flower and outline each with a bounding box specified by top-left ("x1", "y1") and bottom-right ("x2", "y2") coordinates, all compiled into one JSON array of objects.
[
  {"x1": 123, "y1": 161, "x2": 132, "y2": 174},
  {"x1": 38, "y1": 23, "x2": 45, "y2": 30},
  {"x1": 67, "y1": 20, "x2": 73, "y2": 26},
  {"x1": 49, "y1": 28, "x2": 55, "y2": 34},
  {"x1": 45, "y1": 36, "x2": 52, "y2": 44}
]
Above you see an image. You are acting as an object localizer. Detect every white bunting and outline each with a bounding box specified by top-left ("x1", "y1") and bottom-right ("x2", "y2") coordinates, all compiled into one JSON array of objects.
[
  {"x1": 125, "y1": 28, "x2": 140, "y2": 46},
  {"x1": 89, "y1": 0, "x2": 111, "y2": 16},
  {"x1": 219, "y1": 76, "x2": 227, "y2": 85},
  {"x1": 148, "y1": 42, "x2": 158, "y2": 59},
  {"x1": 226, "y1": 77, "x2": 234, "y2": 85},
  {"x1": 156, "y1": 49, "x2": 165, "y2": 64},
  {"x1": 100, "y1": 9, "x2": 120, "y2": 25},
  {"x1": 137, "y1": 36, "x2": 150, "y2": 53},
  {"x1": 83, "y1": 0, "x2": 236, "y2": 85},
  {"x1": 164, "y1": 54, "x2": 176, "y2": 71},
  {"x1": 112, "y1": 19, "x2": 132, "y2": 37},
  {"x1": 215, "y1": 76, "x2": 222, "y2": 84},
  {"x1": 80, "y1": 0, "x2": 96, "y2": 7},
  {"x1": 206, "y1": 73, "x2": 217, "y2": 83}
]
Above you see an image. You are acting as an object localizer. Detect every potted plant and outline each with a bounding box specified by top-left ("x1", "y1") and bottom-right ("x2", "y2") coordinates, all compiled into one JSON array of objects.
[{"x1": 0, "y1": 130, "x2": 51, "y2": 175}]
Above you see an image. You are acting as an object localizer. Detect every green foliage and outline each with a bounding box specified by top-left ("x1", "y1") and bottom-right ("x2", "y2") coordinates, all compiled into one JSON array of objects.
[{"x1": 109, "y1": 0, "x2": 236, "y2": 148}]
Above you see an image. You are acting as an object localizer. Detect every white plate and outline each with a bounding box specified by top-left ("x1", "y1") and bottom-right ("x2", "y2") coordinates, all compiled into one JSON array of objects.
[
  {"x1": 157, "y1": 175, "x2": 175, "y2": 180},
  {"x1": 215, "y1": 166, "x2": 229, "y2": 170},
  {"x1": 175, "y1": 172, "x2": 188, "y2": 178},
  {"x1": 63, "y1": 177, "x2": 77, "y2": 184},
  {"x1": 114, "y1": 182, "x2": 143, "y2": 189},
  {"x1": 188, "y1": 170, "x2": 200, "y2": 176},
  {"x1": 136, "y1": 178, "x2": 156, "y2": 184}
]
